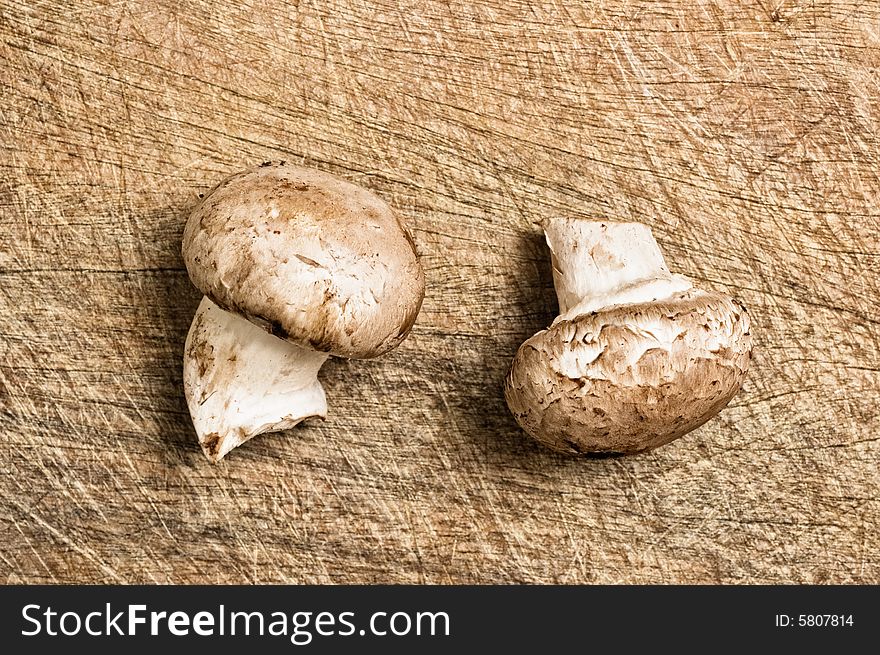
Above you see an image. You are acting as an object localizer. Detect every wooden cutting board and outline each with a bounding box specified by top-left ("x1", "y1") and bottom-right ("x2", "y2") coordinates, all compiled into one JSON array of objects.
[{"x1": 2, "y1": 0, "x2": 878, "y2": 583}]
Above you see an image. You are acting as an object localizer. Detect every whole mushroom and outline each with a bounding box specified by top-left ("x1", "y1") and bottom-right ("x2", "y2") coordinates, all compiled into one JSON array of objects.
[
  {"x1": 182, "y1": 162, "x2": 425, "y2": 462},
  {"x1": 504, "y1": 218, "x2": 752, "y2": 456}
]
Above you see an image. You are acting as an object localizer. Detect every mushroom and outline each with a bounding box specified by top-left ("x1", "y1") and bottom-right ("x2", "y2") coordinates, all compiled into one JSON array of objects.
[
  {"x1": 504, "y1": 218, "x2": 752, "y2": 456},
  {"x1": 182, "y1": 162, "x2": 425, "y2": 462}
]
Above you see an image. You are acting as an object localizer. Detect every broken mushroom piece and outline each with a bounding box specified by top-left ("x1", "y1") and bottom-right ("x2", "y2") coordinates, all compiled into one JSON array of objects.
[
  {"x1": 504, "y1": 218, "x2": 752, "y2": 456},
  {"x1": 182, "y1": 162, "x2": 425, "y2": 462}
]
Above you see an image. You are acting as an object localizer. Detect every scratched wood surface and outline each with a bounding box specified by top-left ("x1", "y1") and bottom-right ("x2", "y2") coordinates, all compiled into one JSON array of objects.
[{"x1": 2, "y1": 0, "x2": 878, "y2": 584}]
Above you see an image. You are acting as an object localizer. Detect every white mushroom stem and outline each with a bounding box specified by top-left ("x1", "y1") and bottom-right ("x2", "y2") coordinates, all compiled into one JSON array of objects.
[
  {"x1": 183, "y1": 297, "x2": 329, "y2": 462},
  {"x1": 543, "y1": 218, "x2": 694, "y2": 322}
]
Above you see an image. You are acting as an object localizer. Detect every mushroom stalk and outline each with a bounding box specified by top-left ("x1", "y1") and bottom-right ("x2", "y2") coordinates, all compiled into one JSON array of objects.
[
  {"x1": 183, "y1": 297, "x2": 329, "y2": 462},
  {"x1": 543, "y1": 218, "x2": 693, "y2": 320}
]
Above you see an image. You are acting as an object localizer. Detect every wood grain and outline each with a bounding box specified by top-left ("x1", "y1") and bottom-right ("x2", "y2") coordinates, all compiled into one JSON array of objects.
[{"x1": 1, "y1": 0, "x2": 878, "y2": 583}]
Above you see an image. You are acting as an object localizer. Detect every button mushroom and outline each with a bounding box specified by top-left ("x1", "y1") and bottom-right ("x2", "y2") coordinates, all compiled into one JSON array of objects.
[
  {"x1": 504, "y1": 218, "x2": 752, "y2": 456},
  {"x1": 182, "y1": 162, "x2": 425, "y2": 462}
]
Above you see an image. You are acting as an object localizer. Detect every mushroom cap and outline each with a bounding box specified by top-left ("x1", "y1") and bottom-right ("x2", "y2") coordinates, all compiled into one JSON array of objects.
[
  {"x1": 182, "y1": 162, "x2": 425, "y2": 358},
  {"x1": 504, "y1": 289, "x2": 752, "y2": 455}
]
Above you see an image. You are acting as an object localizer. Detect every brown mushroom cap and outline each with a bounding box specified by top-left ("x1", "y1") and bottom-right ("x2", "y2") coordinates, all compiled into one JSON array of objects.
[
  {"x1": 504, "y1": 289, "x2": 752, "y2": 455},
  {"x1": 182, "y1": 162, "x2": 425, "y2": 358}
]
